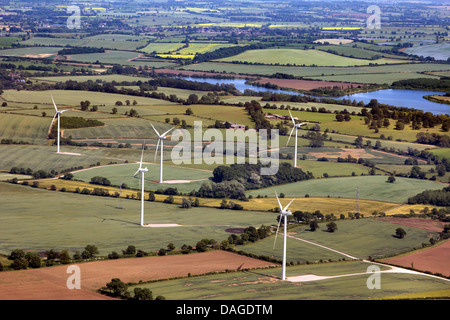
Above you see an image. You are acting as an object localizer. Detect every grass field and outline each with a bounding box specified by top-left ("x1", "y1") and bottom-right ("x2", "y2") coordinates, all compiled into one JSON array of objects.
[
  {"x1": 245, "y1": 175, "x2": 444, "y2": 203},
  {"x1": 217, "y1": 49, "x2": 401, "y2": 67},
  {"x1": 180, "y1": 62, "x2": 450, "y2": 84},
  {"x1": 0, "y1": 113, "x2": 50, "y2": 144},
  {"x1": 71, "y1": 162, "x2": 213, "y2": 193},
  {"x1": 0, "y1": 182, "x2": 279, "y2": 256},
  {"x1": 1, "y1": 89, "x2": 177, "y2": 108},
  {"x1": 243, "y1": 218, "x2": 439, "y2": 261},
  {"x1": 0, "y1": 144, "x2": 148, "y2": 172},
  {"x1": 129, "y1": 259, "x2": 450, "y2": 300}
]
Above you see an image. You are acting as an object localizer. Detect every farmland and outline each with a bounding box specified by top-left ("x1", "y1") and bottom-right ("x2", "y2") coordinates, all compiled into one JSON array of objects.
[
  {"x1": 0, "y1": 0, "x2": 448, "y2": 305},
  {"x1": 217, "y1": 49, "x2": 402, "y2": 67}
]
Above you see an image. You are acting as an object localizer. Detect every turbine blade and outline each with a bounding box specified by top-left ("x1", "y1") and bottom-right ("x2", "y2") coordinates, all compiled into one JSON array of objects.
[
  {"x1": 48, "y1": 112, "x2": 57, "y2": 133},
  {"x1": 154, "y1": 138, "x2": 160, "y2": 162},
  {"x1": 133, "y1": 169, "x2": 140, "y2": 177},
  {"x1": 288, "y1": 108, "x2": 296, "y2": 126},
  {"x1": 283, "y1": 198, "x2": 296, "y2": 212},
  {"x1": 139, "y1": 141, "x2": 145, "y2": 168},
  {"x1": 51, "y1": 95, "x2": 58, "y2": 112},
  {"x1": 161, "y1": 127, "x2": 175, "y2": 137},
  {"x1": 275, "y1": 191, "x2": 282, "y2": 211},
  {"x1": 273, "y1": 214, "x2": 282, "y2": 249},
  {"x1": 150, "y1": 123, "x2": 161, "y2": 137},
  {"x1": 286, "y1": 126, "x2": 295, "y2": 146}
]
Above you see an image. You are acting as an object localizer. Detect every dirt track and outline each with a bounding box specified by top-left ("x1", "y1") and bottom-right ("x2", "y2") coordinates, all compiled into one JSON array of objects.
[{"x1": 0, "y1": 251, "x2": 276, "y2": 300}]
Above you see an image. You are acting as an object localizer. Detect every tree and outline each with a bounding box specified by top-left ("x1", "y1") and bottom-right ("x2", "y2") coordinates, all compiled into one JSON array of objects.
[
  {"x1": 309, "y1": 220, "x2": 319, "y2": 231},
  {"x1": 133, "y1": 288, "x2": 153, "y2": 300},
  {"x1": 386, "y1": 176, "x2": 396, "y2": 183},
  {"x1": 335, "y1": 114, "x2": 344, "y2": 122},
  {"x1": 25, "y1": 252, "x2": 41, "y2": 268},
  {"x1": 395, "y1": 120, "x2": 405, "y2": 130},
  {"x1": 148, "y1": 191, "x2": 155, "y2": 201},
  {"x1": 181, "y1": 197, "x2": 191, "y2": 208},
  {"x1": 326, "y1": 222, "x2": 337, "y2": 232},
  {"x1": 59, "y1": 250, "x2": 71, "y2": 264},
  {"x1": 111, "y1": 107, "x2": 118, "y2": 114},
  {"x1": 84, "y1": 244, "x2": 98, "y2": 257},
  {"x1": 8, "y1": 249, "x2": 25, "y2": 261},
  {"x1": 185, "y1": 107, "x2": 193, "y2": 115},
  {"x1": 123, "y1": 245, "x2": 136, "y2": 255},
  {"x1": 395, "y1": 228, "x2": 407, "y2": 239},
  {"x1": 106, "y1": 278, "x2": 129, "y2": 298}
]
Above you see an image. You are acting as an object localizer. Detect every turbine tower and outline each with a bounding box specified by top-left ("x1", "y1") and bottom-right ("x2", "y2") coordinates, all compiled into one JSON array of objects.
[
  {"x1": 49, "y1": 96, "x2": 69, "y2": 153},
  {"x1": 286, "y1": 109, "x2": 307, "y2": 168},
  {"x1": 151, "y1": 123, "x2": 174, "y2": 183},
  {"x1": 273, "y1": 191, "x2": 295, "y2": 280},
  {"x1": 133, "y1": 142, "x2": 148, "y2": 226}
]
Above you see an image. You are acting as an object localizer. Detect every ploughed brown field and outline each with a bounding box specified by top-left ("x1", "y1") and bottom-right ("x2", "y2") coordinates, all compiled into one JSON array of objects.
[
  {"x1": 0, "y1": 251, "x2": 276, "y2": 300},
  {"x1": 377, "y1": 218, "x2": 449, "y2": 277},
  {"x1": 375, "y1": 217, "x2": 447, "y2": 233},
  {"x1": 382, "y1": 239, "x2": 450, "y2": 277}
]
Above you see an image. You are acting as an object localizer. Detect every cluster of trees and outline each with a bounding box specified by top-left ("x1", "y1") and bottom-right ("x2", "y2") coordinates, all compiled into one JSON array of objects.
[
  {"x1": 225, "y1": 226, "x2": 271, "y2": 247},
  {"x1": 0, "y1": 139, "x2": 30, "y2": 145},
  {"x1": 9, "y1": 166, "x2": 56, "y2": 179},
  {"x1": 58, "y1": 47, "x2": 105, "y2": 55},
  {"x1": 212, "y1": 162, "x2": 313, "y2": 191},
  {"x1": 392, "y1": 78, "x2": 450, "y2": 91},
  {"x1": 192, "y1": 42, "x2": 274, "y2": 63},
  {"x1": 103, "y1": 278, "x2": 164, "y2": 300},
  {"x1": 219, "y1": 199, "x2": 244, "y2": 210},
  {"x1": 407, "y1": 186, "x2": 450, "y2": 207},
  {"x1": 416, "y1": 132, "x2": 450, "y2": 147},
  {"x1": 2, "y1": 245, "x2": 98, "y2": 271},
  {"x1": 58, "y1": 116, "x2": 104, "y2": 129},
  {"x1": 244, "y1": 100, "x2": 272, "y2": 130},
  {"x1": 361, "y1": 99, "x2": 449, "y2": 132},
  {"x1": 89, "y1": 176, "x2": 111, "y2": 186}
]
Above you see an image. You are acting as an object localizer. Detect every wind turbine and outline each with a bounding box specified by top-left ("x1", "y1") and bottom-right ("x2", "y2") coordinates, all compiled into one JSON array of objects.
[
  {"x1": 151, "y1": 123, "x2": 174, "y2": 184},
  {"x1": 49, "y1": 96, "x2": 69, "y2": 153},
  {"x1": 133, "y1": 142, "x2": 148, "y2": 226},
  {"x1": 273, "y1": 191, "x2": 295, "y2": 281},
  {"x1": 286, "y1": 109, "x2": 307, "y2": 168}
]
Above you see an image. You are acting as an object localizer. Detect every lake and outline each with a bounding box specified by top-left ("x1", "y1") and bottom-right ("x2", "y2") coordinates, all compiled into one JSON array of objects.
[
  {"x1": 339, "y1": 89, "x2": 449, "y2": 115},
  {"x1": 181, "y1": 76, "x2": 449, "y2": 115}
]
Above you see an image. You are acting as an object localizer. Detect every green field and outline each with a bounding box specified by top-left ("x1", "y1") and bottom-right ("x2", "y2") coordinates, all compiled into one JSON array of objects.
[
  {"x1": 217, "y1": 49, "x2": 401, "y2": 67},
  {"x1": 181, "y1": 62, "x2": 450, "y2": 85},
  {"x1": 0, "y1": 182, "x2": 278, "y2": 256},
  {"x1": 0, "y1": 113, "x2": 50, "y2": 144},
  {"x1": 246, "y1": 175, "x2": 444, "y2": 203},
  {"x1": 72, "y1": 162, "x2": 213, "y2": 193},
  {"x1": 1, "y1": 89, "x2": 177, "y2": 108},
  {"x1": 129, "y1": 260, "x2": 449, "y2": 300}
]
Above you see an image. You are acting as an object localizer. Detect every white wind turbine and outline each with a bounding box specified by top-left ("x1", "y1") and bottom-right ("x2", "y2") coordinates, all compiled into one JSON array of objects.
[
  {"x1": 273, "y1": 191, "x2": 295, "y2": 281},
  {"x1": 286, "y1": 109, "x2": 307, "y2": 168},
  {"x1": 49, "y1": 96, "x2": 69, "y2": 154},
  {"x1": 133, "y1": 142, "x2": 148, "y2": 226},
  {"x1": 151, "y1": 123, "x2": 174, "y2": 184}
]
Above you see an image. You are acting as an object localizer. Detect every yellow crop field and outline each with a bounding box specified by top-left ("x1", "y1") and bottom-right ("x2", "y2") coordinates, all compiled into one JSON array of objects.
[
  {"x1": 34, "y1": 179, "x2": 400, "y2": 215},
  {"x1": 157, "y1": 53, "x2": 195, "y2": 59}
]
